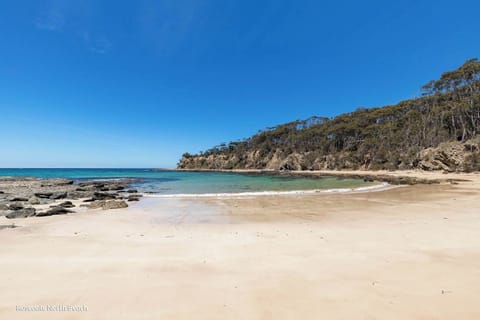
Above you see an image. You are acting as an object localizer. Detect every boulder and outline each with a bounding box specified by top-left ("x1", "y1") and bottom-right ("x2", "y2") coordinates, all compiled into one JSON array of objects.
[
  {"x1": 76, "y1": 187, "x2": 94, "y2": 192},
  {"x1": 418, "y1": 141, "x2": 471, "y2": 172},
  {"x1": 85, "y1": 200, "x2": 106, "y2": 209},
  {"x1": 279, "y1": 153, "x2": 305, "y2": 171},
  {"x1": 50, "y1": 192, "x2": 67, "y2": 200},
  {"x1": 28, "y1": 197, "x2": 41, "y2": 205},
  {"x1": 36, "y1": 207, "x2": 74, "y2": 217},
  {"x1": 34, "y1": 192, "x2": 53, "y2": 199},
  {"x1": 55, "y1": 201, "x2": 75, "y2": 208},
  {"x1": 102, "y1": 200, "x2": 128, "y2": 210},
  {"x1": 6, "y1": 207, "x2": 36, "y2": 219},
  {"x1": 93, "y1": 192, "x2": 117, "y2": 200},
  {"x1": 67, "y1": 191, "x2": 94, "y2": 200},
  {"x1": 10, "y1": 197, "x2": 29, "y2": 202},
  {"x1": 127, "y1": 194, "x2": 142, "y2": 202},
  {"x1": 8, "y1": 203, "x2": 24, "y2": 210},
  {"x1": 84, "y1": 200, "x2": 128, "y2": 210},
  {"x1": 102, "y1": 184, "x2": 125, "y2": 191}
]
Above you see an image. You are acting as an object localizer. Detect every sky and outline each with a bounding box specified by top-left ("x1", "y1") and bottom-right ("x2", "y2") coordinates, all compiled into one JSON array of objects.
[{"x1": 1, "y1": 0, "x2": 479, "y2": 168}]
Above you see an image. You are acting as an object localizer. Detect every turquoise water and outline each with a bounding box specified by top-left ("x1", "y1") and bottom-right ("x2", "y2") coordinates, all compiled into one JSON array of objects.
[{"x1": 0, "y1": 169, "x2": 373, "y2": 195}]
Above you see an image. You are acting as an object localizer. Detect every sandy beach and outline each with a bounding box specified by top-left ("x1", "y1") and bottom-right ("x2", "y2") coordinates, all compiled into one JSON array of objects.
[{"x1": 1, "y1": 171, "x2": 480, "y2": 319}]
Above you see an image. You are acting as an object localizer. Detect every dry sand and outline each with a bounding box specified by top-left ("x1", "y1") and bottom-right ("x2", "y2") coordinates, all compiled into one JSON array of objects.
[{"x1": 0, "y1": 171, "x2": 480, "y2": 319}]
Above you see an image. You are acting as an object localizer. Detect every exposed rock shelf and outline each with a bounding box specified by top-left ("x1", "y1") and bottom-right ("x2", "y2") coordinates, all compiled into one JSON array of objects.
[{"x1": 0, "y1": 177, "x2": 143, "y2": 219}]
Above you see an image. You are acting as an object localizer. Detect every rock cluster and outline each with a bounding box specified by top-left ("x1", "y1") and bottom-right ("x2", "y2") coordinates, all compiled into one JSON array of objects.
[
  {"x1": 418, "y1": 139, "x2": 480, "y2": 172},
  {"x1": 0, "y1": 177, "x2": 142, "y2": 219}
]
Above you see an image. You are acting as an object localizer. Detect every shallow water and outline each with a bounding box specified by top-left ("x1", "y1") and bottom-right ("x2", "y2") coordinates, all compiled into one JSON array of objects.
[{"x1": 0, "y1": 168, "x2": 375, "y2": 195}]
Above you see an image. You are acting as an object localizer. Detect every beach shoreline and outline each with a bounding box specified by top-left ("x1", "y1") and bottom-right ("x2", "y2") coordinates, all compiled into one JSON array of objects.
[
  {"x1": 142, "y1": 181, "x2": 395, "y2": 198},
  {"x1": 0, "y1": 171, "x2": 479, "y2": 319},
  {"x1": 175, "y1": 168, "x2": 479, "y2": 184}
]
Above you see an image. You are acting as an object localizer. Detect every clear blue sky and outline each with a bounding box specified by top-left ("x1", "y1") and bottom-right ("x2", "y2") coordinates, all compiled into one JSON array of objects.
[{"x1": 1, "y1": 0, "x2": 479, "y2": 168}]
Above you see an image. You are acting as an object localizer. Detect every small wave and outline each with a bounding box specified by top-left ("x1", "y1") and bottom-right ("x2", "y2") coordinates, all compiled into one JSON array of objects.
[{"x1": 143, "y1": 183, "x2": 392, "y2": 198}]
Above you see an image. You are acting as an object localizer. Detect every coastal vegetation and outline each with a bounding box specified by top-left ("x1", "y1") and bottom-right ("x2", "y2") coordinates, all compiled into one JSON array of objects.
[{"x1": 179, "y1": 59, "x2": 480, "y2": 172}]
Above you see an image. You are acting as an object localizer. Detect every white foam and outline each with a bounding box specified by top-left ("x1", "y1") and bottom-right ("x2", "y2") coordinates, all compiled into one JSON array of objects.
[{"x1": 142, "y1": 183, "x2": 393, "y2": 199}]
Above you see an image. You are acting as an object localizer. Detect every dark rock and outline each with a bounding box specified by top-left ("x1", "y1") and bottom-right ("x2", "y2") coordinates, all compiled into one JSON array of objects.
[
  {"x1": 50, "y1": 201, "x2": 75, "y2": 208},
  {"x1": 127, "y1": 189, "x2": 138, "y2": 193},
  {"x1": 0, "y1": 191, "x2": 4, "y2": 194},
  {"x1": 75, "y1": 187, "x2": 93, "y2": 192},
  {"x1": 108, "y1": 184, "x2": 125, "y2": 191},
  {"x1": 127, "y1": 194, "x2": 142, "y2": 202},
  {"x1": 129, "y1": 193, "x2": 142, "y2": 198},
  {"x1": 8, "y1": 203, "x2": 24, "y2": 210},
  {"x1": 34, "y1": 192, "x2": 53, "y2": 199},
  {"x1": 77, "y1": 182, "x2": 105, "y2": 189},
  {"x1": 36, "y1": 207, "x2": 74, "y2": 217},
  {"x1": 93, "y1": 192, "x2": 117, "y2": 200},
  {"x1": 10, "y1": 197, "x2": 29, "y2": 202},
  {"x1": 100, "y1": 184, "x2": 125, "y2": 191},
  {"x1": 6, "y1": 207, "x2": 36, "y2": 219},
  {"x1": 68, "y1": 191, "x2": 94, "y2": 200},
  {"x1": 50, "y1": 192, "x2": 67, "y2": 200}
]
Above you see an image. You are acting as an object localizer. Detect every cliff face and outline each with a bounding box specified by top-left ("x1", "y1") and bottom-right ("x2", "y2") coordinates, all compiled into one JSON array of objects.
[
  {"x1": 178, "y1": 139, "x2": 480, "y2": 173},
  {"x1": 178, "y1": 59, "x2": 480, "y2": 173}
]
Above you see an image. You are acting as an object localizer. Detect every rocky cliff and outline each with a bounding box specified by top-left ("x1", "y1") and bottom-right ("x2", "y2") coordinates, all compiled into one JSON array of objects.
[{"x1": 178, "y1": 138, "x2": 480, "y2": 173}]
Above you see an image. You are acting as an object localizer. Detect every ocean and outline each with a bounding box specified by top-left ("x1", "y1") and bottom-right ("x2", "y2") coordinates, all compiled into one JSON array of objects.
[{"x1": 0, "y1": 168, "x2": 374, "y2": 195}]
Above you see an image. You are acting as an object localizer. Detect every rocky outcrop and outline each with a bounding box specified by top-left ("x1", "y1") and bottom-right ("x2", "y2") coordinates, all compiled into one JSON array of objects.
[
  {"x1": 418, "y1": 139, "x2": 480, "y2": 172},
  {"x1": 0, "y1": 178, "x2": 142, "y2": 220},
  {"x1": 179, "y1": 139, "x2": 480, "y2": 173}
]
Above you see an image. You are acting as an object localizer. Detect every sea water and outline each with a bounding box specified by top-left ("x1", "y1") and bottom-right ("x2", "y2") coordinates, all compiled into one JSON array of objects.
[{"x1": 0, "y1": 168, "x2": 375, "y2": 195}]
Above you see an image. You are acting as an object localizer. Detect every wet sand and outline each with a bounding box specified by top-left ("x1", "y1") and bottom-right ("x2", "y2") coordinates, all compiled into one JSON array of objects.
[{"x1": 0, "y1": 173, "x2": 480, "y2": 319}]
